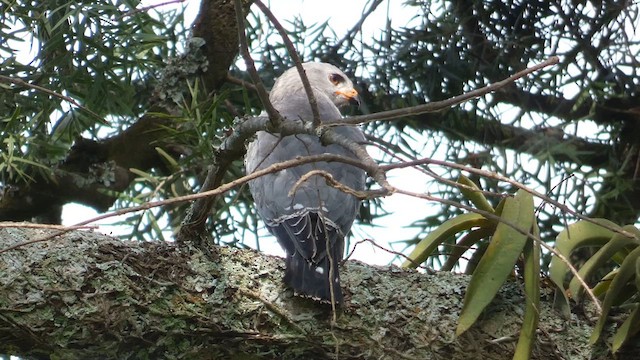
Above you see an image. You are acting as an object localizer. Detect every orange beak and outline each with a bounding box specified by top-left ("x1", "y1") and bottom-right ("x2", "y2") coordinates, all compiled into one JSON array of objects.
[{"x1": 335, "y1": 88, "x2": 360, "y2": 106}]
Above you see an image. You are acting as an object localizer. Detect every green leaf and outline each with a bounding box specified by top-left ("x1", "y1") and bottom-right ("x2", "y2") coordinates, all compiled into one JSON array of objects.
[
  {"x1": 457, "y1": 174, "x2": 494, "y2": 213},
  {"x1": 549, "y1": 219, "x2": 619, "y2": 313},
  {"x1": 636, "y1": 256, "x2": 640, "y2": 294},
  {"x1": 514, "y1": 222, "x2": 540, "y2": 360},
  {"x1": 441, "y1": 226, "x2": 495, "y2": 271},
  {"x1": 402, "y1": 213, "x2": 494, "y2": 269},
  {"x1": 591, "y1": 269, "x2": 617, "y2": 298},
  {"x1": 493, "y1": 196, "x2": 508, "y2": 216},
  {"x1": 464, "y1": 238, "x2": 490, "y2": 275},
  {"x1": 612, "y1": 303, "x2": 640, "y2": 353},
  {"x1": 156, "y1": 147, "x2": 180, "y2": 171},
  {"x1": 569, "y1": 225, "x2": 640, "y2": 301},
  {"x1": 457, "y1": 189, "x2": 534, "y2": 335},
  {"x1": 590, "y1": 246, "x2": 640, "y2": 344}
]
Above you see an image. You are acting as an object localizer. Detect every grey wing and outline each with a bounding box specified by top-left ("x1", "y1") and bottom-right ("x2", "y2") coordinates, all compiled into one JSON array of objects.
[{"x1": 245, "y1": 125, "x2": 366, "y2": 234}]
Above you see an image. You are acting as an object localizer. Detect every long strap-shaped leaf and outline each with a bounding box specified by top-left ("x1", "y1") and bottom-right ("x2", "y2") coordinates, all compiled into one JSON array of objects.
[
  {"x1": 548, "y1": 219, "x2": 618, "y2": 314},
  {"x1": 441, "y1": 226, "x2": 495, "y2": 272},
  {"x1": 402, "y1": 213, "x2": 493, "y2": 269},
  {"x1": 457, "y1": 175, "x2": 495, "y2": 213},
  {"x1": 568, "y1": 225, "x2": 640, "y2": 301},
  {"x1": 590, "y1": 246, "x2": 640, "y2": 344},
  {"x1": 612, "y1": 303, "x2": 640, "y2": 353},
  {"x1": 456, "y1": 189, "x2": 534, "y2": 335},
  {"x1": 514, "y1": 223, "x2": 540, "y2": 360}
]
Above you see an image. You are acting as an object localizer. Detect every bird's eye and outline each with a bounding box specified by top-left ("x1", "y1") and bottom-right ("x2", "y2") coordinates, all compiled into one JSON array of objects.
[{"x1": 328, "y1": 73, "x2": 344, "y2": 85}]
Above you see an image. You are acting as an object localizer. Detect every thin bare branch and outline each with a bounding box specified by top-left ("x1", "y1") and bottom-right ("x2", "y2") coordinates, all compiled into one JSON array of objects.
[
  {"x1": 254, "y1": 0, "x2": 321, "y2": 126},
  {"x1": 120, "y1": 0, "x2": 186, "y2": 19},
  {"x1": 289, "y1": 169, "x2": 378, "y2": 200},
  {"x1": 383, "y1": 157, "x2": 636, "y2": 240},
  {"x1": 226, "y1": 73, "x2": 258, "y2": 92},
  {"x1": 345, "y1": 238, "x2": 436, "y2": 274},
  {"x1": 324, "y1": 56, "x2": 560, "y2": 127},
  {"x1": 366, "y1": 134, "x2": 506, "y2": 200},
  {"x1": 0, "y1": 229, "x2": 73, "y2": 254},
  {"x1": 0, "y1": 222, "x2": 97, "y2": 230},
  {"x1": 233, "y1": 0, "x2": 282, "y2": 127},
  {"x1": 331, "y1": 0, "x2": 384, "y2": 52},
  {"x1": 75, "y1": 154, "x2": 375, "y2": 227},
  {"x1": 0, "y1": 75, "x2": 108, "y2": 125}
]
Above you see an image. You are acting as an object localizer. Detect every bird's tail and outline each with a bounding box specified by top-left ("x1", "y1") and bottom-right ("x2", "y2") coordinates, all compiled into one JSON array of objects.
[
  {"x1": 271, "y1": 212, "x2": 344, "y2": 303},
  {"x1": 283, "y1": 245, "x2": 343, "y2": 303}
]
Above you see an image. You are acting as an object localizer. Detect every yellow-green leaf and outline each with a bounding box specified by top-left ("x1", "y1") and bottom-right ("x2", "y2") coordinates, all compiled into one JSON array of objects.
[
  {"x1": 456, "y1": 189, "x2": 534, "y2": 335},
  {"x1": 569, "y1": 225, "x2": 640, "y2": 301},
  {"x1": 458, "y1": 175, "x2": 495, "y2": 213},
  {"x1": 612, "y1": 303, "x2": 640, "y2": 352},
  {"x1": 514, "y1": 223, "x2": 541, "y2": 360},
  {"x1": 402, "y1": 213, "x2": 493, "y2": 269},
  {"x1": 549, "y1": 219, "x2": 619, "y2": 312},
  {"x1": 636, "y1": 256, "x2": 640, "y2": 295},
  {"x1": 591, "y1": 246, "x2": 640, "y2": 344},
  {"x1": 156, "y1": 147, "x2": 180, "y2": 171},
  {"x1": 441, "y1": 226, "x2": 495, "y2": 272},
  {"x1": 592, "y1": 269, "x2": 617, "y2": 297}
]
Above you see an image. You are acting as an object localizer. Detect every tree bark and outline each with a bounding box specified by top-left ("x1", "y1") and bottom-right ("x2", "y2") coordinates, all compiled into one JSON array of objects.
[{"x1": 0, "y1": 226, "x2": 612, "y2": 359}]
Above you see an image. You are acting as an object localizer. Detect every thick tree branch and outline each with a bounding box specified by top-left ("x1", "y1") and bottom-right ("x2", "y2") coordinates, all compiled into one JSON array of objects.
[{"x1": 0, "y1": 227, "x2": 609, "y2": 359}]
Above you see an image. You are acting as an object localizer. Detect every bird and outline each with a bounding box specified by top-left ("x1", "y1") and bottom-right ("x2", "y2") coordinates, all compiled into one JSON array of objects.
[{"x1": 245, "y1": 62, "x2": 366, "y2": 303}]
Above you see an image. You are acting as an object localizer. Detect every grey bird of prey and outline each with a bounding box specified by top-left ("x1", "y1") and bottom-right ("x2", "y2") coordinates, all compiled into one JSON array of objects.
[{"x1": 245, "y1": 62, "x2": 366, "y2": 303}]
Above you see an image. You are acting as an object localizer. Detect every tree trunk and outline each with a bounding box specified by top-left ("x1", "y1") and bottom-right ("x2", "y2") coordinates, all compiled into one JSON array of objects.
[{"x1": 0, "y1": 227, "x2": 610, "y2": 359}]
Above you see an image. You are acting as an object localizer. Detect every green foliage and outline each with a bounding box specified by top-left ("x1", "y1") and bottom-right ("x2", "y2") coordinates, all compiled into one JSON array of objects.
[
  {"x1": 3, "y1": 0, "x2": 640, "y2": 356},
  {"x1": 550, "y1": 220, "x2": 640, "y2": 353},
  {"x1": 1, "y1": 0, "x2": 186, "y2": 182},
  {"x1": 403, "y1": 176, "x2": 540, "y2": 359},
  {"x1": 406, "y1": 173, "x2": 640, "y2": 355}
]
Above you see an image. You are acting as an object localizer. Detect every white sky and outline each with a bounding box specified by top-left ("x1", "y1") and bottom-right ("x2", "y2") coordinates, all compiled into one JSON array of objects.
[
  {"x1": 62, "y1": 0, "x2": 428, "y2": 266},
  {"x1": 58, "y1": 0, "x2": 617, "y2": 267},
  {"x1": 8, "y1": 0, "x2": 617, "y2": 270}
]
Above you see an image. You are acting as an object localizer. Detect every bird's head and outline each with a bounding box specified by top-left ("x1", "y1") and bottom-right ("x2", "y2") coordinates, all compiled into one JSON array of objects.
[
  {"x1": 271, "y1": 62, "x2": 360, "y2": 110},
  {"x1": 324, "y1": 69, "x2": 360, "y2": 108}
]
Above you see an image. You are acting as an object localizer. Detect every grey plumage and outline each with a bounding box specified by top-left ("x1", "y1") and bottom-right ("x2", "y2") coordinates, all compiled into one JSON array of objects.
[{"x1": 245, "y1": 63, "x2": 366, "y2": 303}]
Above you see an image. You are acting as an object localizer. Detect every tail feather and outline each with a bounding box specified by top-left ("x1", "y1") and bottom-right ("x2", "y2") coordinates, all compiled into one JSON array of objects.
[
  {"x1": 270, "y1": 212, "x2": 344, "y2": 303},
  {"x1": 283, "y1": 246, "x2": 343, "y2": 303}
]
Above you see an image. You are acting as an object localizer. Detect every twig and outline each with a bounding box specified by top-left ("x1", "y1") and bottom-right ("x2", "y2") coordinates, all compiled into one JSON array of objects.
[
  {"x1": 366, "y1": 134, "x2": 506, "y2": 200},
  {"x1": 0, "y1": 75, "x2": 108, "y2": 125},
  {"x1": 331, "y1": 0, "x2": 384, "y2": 53},
  {"x1": 392, "y1": 187, "x2": 602, "y2": 315},
  {"x1": 74, "y1": 154, "x2": 378, "y2": 228},
  {"x1": 288, "y1": 169, "x2": 382, "y2": 200},
  {"x1": 0, "y1": 217, "x2": 99, "y2": 256},
  {"x1": 233, "y1": 0, "x2": 282, "y2": 127},
  {"x1": 345, "y1": 238, "x2": 435, "y2": 273},
  {"x1": 382, "y1": 157, "x2": 636, "y2": 240},
  {"x1": 226, "y1": 73, "x2": 258, "y2": 92},
  {"x1": 323, "y1": 56, "x2": 561, "y2": 126},
  {"x1": 0, "y1": 222, "x2": 97, "y2": 230},
  {"x1": 119, "y1": 0, "x2": 186, "y2": 19},
  {"x1": 0, "y1": 230, "x2": 73, "y2": 254},
  {"x1": 316, "y1": 126, "x2": 393, "y2": 193},
  {"x1": 237, "y1": 289, "x2": 307, "y2": 335},
  {"x1": 254, "y1": 0, "x2": 321, "y2": 126},
  {"x1": 0, "y1": 222, "x2": 98, "y2": 256}
]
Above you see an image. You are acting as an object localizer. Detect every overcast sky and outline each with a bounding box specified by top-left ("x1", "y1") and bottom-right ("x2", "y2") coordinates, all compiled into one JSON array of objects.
[{"x1": 60, "y1": 0, "x2": 439, "y2": 267}]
